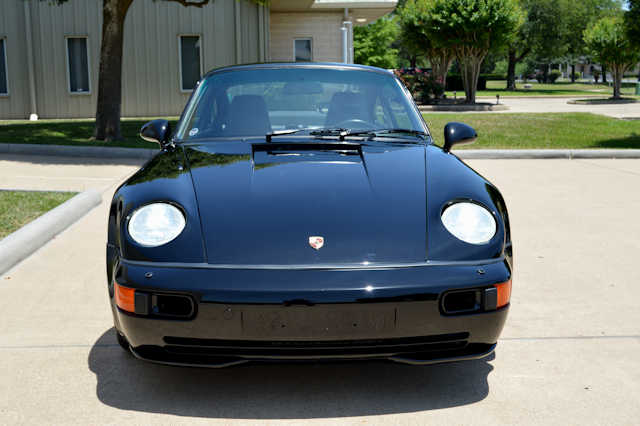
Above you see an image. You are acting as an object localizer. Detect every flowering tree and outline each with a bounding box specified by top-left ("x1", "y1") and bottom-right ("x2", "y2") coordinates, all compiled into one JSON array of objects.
[{"x1": 397, "y1": 0, "x2": 455, "y2": 89}]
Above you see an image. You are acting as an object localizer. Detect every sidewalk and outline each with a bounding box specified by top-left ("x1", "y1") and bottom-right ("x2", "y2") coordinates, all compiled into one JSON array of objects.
[
  {"x1": 467, "y1": 97, "x2": 640, "y2": 119},
  {"x1": 0, "y1": 154, "x2": 144, "y2": 192}
]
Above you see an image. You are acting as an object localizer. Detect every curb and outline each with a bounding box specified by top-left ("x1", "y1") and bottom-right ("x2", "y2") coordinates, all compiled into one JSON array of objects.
[
  {"x1": 0, "y1": 189, "x2": 102, "y2": 276},
  {"x1": 0, "y1": 143, "x2": 157, "y2": 160},
  {"x1": 419, "y1": 104, "x2": 509, "y2": 112},
  {"x1": 567, "y1": 99, "x2": 638, "y2": 105},
  {"x1": 475, "y1": 95, "x2": 609, "y2": 100},
  {"x1": 456, "y1": 149, "x2": 640, "y2": 159}
]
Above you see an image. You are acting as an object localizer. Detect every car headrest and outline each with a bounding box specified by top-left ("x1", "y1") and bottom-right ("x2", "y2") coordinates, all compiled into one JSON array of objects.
[
  {"x1": 227, "y1": 94, "x2": 271, "y2": 137},
  {"x1": 325, "y1": 92, "x2": 369, "y2": 127}
]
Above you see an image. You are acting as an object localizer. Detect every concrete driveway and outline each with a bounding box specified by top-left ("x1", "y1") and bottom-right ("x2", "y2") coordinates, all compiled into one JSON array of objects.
[
  {"x1": 1, "y1": 157, "x2": 639, "y2": 424},
  {"x1": 0, "y1": 154, "x2": 144, "y2": 192}
]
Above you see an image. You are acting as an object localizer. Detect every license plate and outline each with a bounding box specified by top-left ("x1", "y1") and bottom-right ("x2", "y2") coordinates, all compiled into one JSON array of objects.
[{"x1": 242, "y1": 305, "x2": 396, "y2": 339}]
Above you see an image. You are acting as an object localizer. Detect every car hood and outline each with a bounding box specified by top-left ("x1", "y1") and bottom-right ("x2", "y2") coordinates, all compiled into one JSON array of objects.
[{"x1": 184, "y1": 140, "x2": 427, "y2": 265}]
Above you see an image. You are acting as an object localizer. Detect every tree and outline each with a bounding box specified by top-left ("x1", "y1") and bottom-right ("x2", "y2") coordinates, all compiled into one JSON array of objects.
[
  {"x1": 397, "y1": 0, "x2": 455, "y2": 88},
  {"x1": 353, "y1": 17, "x2": 400, "y2": 69},
  {"x1": 584, "y1": 16, "x2": 640, "y2": 99},
  {"x1": 47, "y1": 0, "x2": 266, "y2": 142},
  {"x1": 426, "y1": 0, "x2": 523, "y2": 103},
  {"x1": 563, "y1": 0, "x2": 623, "y2": 83},
  {"x1": 505, "y1": 0, "x2": 569, "y2": 89},
  {"x1": 627, "y1": 0, "x2": 640, "y2": 48}
]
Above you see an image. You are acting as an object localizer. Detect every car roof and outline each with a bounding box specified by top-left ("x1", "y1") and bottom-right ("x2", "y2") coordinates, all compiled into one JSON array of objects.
[{"x1": 202, "y1": 62, "x2": 394, "y2": 79}]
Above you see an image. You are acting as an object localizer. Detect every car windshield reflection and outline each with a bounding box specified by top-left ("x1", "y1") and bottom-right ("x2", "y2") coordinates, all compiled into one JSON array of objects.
[{"x1": 175, "y1": 66, "x2": 426, "y2": 141}]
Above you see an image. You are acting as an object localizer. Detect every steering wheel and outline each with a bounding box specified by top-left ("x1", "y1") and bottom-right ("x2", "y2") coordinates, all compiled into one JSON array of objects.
[{"x1": 332, "y1": 119, "x2": 377, "y2": 130}]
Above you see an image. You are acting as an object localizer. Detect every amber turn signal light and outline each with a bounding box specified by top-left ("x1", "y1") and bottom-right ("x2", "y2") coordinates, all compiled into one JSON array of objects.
[
  {"x1": 494, "y1": 280, "x2": 512, "y2": 308},
  {"x1": 115, "y1": 281, "x2": 136, "y2": 313}
]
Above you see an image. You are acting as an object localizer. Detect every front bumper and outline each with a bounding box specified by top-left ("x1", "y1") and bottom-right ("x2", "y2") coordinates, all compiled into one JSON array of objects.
[{"x1": 110, "y1": 257, "x2": 511, "y2": 367}]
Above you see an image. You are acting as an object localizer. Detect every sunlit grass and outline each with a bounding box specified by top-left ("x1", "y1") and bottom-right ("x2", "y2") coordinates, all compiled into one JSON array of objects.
[
  {"x1": 0, "y1": 191, "x2": 77, "y2": 239},
  {"x1": 423, "y1": 112, "x2": 640, "y2": 149}
]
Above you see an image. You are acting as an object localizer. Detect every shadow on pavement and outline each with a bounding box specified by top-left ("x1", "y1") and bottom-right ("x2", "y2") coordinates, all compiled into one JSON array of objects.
[{"x1": 89, "y1": 328, "x2": 494, "y2": 419}]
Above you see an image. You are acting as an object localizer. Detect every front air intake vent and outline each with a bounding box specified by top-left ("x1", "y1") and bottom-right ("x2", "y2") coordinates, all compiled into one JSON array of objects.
[
  {"x1": 441, "y1": 289, "x2": 481, "y2": 314},
  {"x1": 151, "y1": 294, "x2": 195, "y2": 318}
]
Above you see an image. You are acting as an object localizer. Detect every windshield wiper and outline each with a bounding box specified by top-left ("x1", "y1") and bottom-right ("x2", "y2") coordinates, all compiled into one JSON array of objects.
[
  {"x1": 313, "y1": 128, "x2": 427, "y2": 141},
  {"x1": 266, "y1": 127, "x2": 427, "y2": 143},
  {"x1": 265, "y1": 127, "x2": 350, "y2": 142},
  {"x1": 349, "y1": 129, "x2": 428, "y2": 139}
]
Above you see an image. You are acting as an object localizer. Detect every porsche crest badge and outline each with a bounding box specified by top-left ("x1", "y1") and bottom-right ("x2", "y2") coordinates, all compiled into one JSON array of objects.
[{"x1": 309, "y1": 236, "x2": 324, "y2": 250}]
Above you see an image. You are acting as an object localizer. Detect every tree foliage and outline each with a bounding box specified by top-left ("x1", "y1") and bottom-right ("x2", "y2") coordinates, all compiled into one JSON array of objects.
[
  {"x1": 353, "y1": 17, "x2": 400, "y2": 69},
  {"x1": 396, "y1": 0, "x2": 455, "y2": 88},
  {"x1": 562, "y1": 0, "x2": 623, "y2": 81},
  {"x1": 425, "y1": 0, "x2": 523, "y2": 103},
  {"x1": 503, "y1": 0, "x2": 622, "y2": 88},
  {"x1": 584, "y1": 16, "x2": 640, "y2": 98},
  {"x1": 627, "y1": 0, "x2": 640, "y2": 48}
]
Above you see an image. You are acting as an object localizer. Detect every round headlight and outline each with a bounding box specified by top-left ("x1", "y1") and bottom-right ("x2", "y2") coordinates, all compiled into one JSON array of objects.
[
  {"x1": 128, "y1": 203, "x2": 186, "y2": 247},
  {"x1": 441, "y1": 202, "x2": 496, "y2": 245}
]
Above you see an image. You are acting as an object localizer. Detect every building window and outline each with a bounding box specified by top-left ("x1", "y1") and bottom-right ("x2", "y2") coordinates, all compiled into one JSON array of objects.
[
  {"x1": 0, "y1": 38, "x2": 8, "y2": 95},
  {"x1": 180, "y1": 35, "x2": 202, "y2": 91},
  {"x1": 294, "y1": 39, "x2": 312, "y2": 62},
  {"x1": 66, "y1": 37, "x2": 90, "y2": 94}
]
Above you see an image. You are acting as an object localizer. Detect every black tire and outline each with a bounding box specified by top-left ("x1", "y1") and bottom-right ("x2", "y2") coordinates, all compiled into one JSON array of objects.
[{"x1": 116, "y1": 331, "x2": 131, "y2": 353}]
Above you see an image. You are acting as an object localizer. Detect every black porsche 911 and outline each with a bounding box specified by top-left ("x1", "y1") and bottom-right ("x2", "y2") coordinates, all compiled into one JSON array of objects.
[{"x1": 107, "y1": 63, "x2": 512, "y2": 367}]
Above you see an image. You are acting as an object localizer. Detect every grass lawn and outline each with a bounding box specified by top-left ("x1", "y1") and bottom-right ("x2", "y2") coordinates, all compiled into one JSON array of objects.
[
  {"x1": 445, "y1": 80, "x2": 639, "y2": 98},
  {"x1": 423, "y1": 112, "x2": 640, "y2": 149},
  {"x1": 0, "y1": 191, "x2": 77, "y2": 239},
  {"x1": 1, "y1": 113, "x2": 638, "y2": 150},
  {"x1": 0, "y1": 118, "x2": 178, "y2": 149}
]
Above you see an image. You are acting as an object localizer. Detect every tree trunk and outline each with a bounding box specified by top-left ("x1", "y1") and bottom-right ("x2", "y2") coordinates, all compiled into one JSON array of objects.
[
  {"x1": 428, "y1": 48, "x2": 454, "y2": 95},
  {"x1": 571, "y1": 64, "x2": 576, "y2": 83},
  {"x1": 612, "y1": 65, "x2": 622, "y2": 99},
  {"x1": 459, "y1": 51, "x2": 484, "y2": 104},
  {"x1": 410, "y1": 56, "x2": 417, "y2": 69},
  {"x1": 94, "y1": 0, "x2": 133, "y2": 142},
  {"x1": 542, "y1": 64, "x2": 550, "y2": 83},
  {"x1": 602, "y1": 65, "x2": 607, "y2": 84},
  {"x1": 506, "y1": 48, "x2": 517, "y2": 90}
]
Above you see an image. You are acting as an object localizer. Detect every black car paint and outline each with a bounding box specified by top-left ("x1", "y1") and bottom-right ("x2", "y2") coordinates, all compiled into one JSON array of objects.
[{"x1": 106, "y1": 63, "x2": 512, "y2": 367}]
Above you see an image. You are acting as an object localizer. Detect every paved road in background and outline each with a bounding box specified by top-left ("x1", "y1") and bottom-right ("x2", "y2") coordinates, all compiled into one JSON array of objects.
[
  {"x1": 1, "y1": 156, "x2": 639, "y2": 424},
  {"x1": 466, "y1": 97, "x2": 640, "y2": 118}
]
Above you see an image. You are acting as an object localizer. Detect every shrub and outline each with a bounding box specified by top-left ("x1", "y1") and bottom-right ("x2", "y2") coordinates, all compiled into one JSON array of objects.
[
  {"x1": 549, "y1": 70, "x2": 562, "y2": 83},
  {"x1": 446, "y1": 74, "x2": 488, "y2": 91},
  {"x1": 593, "y1": 70, "x2": 601, "y2": 83},
  {"x1": 394, "y1": 69, "x2": 445, "y2": 104},
  {"x1": 482, "y1": 73, "x2": 507, "y2": 81},
  {"x1": 572, "y1": 72, "x2": 581, "y2": 81},
  {"x1": 535, "y1": 73, "x2": 545, "y2": 83}
]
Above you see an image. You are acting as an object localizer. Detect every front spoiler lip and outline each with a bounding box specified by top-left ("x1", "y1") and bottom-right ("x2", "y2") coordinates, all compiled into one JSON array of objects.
[{"x1": 128, "y1": 343, "x2": 497, "y2": 368}]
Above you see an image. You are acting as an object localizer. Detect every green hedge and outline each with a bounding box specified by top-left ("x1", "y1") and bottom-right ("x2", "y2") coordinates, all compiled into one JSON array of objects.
[
  {"x1": 446, "y1": 75, "x2": 487, "y2": 91},
  {"x1": 482, "y1": 73, "x2": 507, "y2": 81}
]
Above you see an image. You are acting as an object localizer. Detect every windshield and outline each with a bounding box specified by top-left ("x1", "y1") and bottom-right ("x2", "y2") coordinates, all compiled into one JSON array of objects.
[{"x1": 175, "y1": 67, "x2": 426, "y2": 141}]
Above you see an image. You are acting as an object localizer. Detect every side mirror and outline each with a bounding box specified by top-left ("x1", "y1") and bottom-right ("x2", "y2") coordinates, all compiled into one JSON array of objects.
[
  {"x1": 140, "y1": 119, "x2": 171, "y2": 147},
  {"x1": 443, "y1": 122, "x2": 477, "y2": 153}
]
